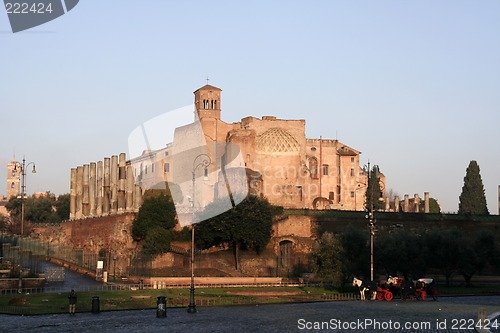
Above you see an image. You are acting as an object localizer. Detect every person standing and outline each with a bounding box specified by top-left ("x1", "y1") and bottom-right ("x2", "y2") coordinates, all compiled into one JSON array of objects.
[{"x1": 68, "y1": 289, "x2": 77, "y2": 315}]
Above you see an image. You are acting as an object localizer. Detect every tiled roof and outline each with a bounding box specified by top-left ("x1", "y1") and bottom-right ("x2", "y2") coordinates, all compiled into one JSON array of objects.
[{"x1": 193, "y1": 84, "x2": 222, "y2": 93}]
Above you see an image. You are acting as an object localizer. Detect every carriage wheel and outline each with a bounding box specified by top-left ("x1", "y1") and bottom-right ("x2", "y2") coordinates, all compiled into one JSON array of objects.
[
  {"x1": 385, "y1": 291, "x2": 393, "y2": 301},
  {"x1": 377, "y1": 292, "x2": 384, "y2": 301},
  {"x1": 420, "y1": 291, "x2": 427, "y2": 301}
]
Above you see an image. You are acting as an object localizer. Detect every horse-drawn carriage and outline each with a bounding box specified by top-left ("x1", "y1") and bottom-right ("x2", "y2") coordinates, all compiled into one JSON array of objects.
[
  {"x1": 415, "y1": 278, "x2": 438, "y2": 301},
  {"x1": 353, "y1": 276, "x2": 438, "y2": 301},
  {"x1": 376, "y1": 279, "x2": 394, "y2": 301}
]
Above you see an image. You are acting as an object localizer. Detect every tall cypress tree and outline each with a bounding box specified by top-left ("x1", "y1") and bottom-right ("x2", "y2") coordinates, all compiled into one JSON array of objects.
[
  {"x1": 365, "y1": 165, "x2": 385, "y2": 211},
  {"x1": 458, "y1": 160, "x2": 489, "y2": 215}
]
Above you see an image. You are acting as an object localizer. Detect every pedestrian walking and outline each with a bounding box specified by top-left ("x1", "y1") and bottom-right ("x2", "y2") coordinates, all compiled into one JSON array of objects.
[{"x1": 68, "y1": 289, "x2": 77, "y2": 315}]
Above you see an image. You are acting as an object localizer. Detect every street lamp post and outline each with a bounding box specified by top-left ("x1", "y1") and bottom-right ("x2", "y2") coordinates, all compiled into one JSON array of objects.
[
  {"x1": 14, "y1": 157, "x2": 37, "y2": 237},
  {"x1": 363, "y1": 161, "x2": 375, "y2": 282},
  {"x1": 187, "y1": 153, "x2": 211, "y2": 314},
  {"x1": 13, "y1": 156, "x2": 36, "y2": 292}
]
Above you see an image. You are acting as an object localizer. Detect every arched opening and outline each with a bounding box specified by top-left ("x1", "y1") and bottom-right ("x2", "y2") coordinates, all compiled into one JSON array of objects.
[
  {"x1": 313, "y1": 196, "x2": 331, "y2": 210},
  {"x1": 279, "y1": 240, "x2": 293, "y2": 269}
]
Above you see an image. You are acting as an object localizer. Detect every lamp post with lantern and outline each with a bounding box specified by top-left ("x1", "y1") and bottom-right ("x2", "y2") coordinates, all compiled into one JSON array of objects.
[
  {"x1": 362, "y1": 161, "x2": 378, "y2": 282},
  {"x1": 13, "y1": 156, "x2": 36, "y2": 291},
  {"x1": 187, "y1": 153, "x2": 211, "y2": 314},
  {"x1": 13, "y1": 156, "x2": 37, "y2": 238}
]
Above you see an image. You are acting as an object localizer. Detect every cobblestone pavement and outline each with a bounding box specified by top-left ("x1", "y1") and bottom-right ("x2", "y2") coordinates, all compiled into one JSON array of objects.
[
  {"x1": 0, "y1": 296, "x2": 499, "y2": 333},
  {"x1": 9, "y1": 262, "x2": 499, "y2": 332}
]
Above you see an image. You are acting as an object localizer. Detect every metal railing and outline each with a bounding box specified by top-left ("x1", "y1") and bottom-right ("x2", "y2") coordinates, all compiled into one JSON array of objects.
[{"x1": 0, "y1": 281, "x2": 355, "y2": 294}]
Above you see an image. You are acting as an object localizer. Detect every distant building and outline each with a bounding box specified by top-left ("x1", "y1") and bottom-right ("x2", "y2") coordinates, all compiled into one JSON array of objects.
[
  {"x1": 131, "y1": 84, "x2": 386, "y2": 211},
  {"x1": 6, "y1": 160, "x2": 21, "y2": 199},
  {"x1": 0, "y1": 195, "x2": 8, "y2": 216}
]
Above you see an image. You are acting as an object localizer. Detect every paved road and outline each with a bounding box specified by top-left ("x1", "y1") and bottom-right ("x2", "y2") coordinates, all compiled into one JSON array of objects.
[
  {"x1": 1, "y1": 296, "x2": 499, "y2": 332},
  {"x1": 40, "y1": 261, "x2": 105, "y2": 292}
]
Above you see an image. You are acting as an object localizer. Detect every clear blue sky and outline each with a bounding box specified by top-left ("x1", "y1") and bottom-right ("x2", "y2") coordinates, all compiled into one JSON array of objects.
[{"x1": 1, "y1": 1, "x2": 499, "y2": 213}]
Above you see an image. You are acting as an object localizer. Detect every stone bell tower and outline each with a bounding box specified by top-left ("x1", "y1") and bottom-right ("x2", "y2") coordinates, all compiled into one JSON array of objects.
[
  {"x1": 6, "y1": 160, "x2": 21, "y2": 199},
  {"x1": 194, "y1": 84, "x2": 222, "y2": 120}
]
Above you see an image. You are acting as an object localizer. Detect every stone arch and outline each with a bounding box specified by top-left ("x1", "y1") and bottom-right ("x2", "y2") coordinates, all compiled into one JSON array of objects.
[{"x1": 312, "y1": 196, "x2": 331, "y2": 210}]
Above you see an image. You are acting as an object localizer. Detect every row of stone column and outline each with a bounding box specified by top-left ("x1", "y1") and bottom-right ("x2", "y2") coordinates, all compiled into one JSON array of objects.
[
  {"x1": 389, "y1": 192, "x2": 430, "y2": 213},
  {"x1": 69, "y1": 153, "x2": 142, "y2": 220}
]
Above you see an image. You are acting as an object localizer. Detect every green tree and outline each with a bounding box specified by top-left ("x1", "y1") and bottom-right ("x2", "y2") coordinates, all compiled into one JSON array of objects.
[
  {"x1": 311, "y1": 232, "x2": 345, "y2": 287},
  {"x1": 195, "y1": 195, "x2": 274, "y2": 270},
  {"x1": 311, "y1": 227, "x2": 369, "y2": 289},
  {"x1": 458, "y1": 160, "x2": 489, "y2": 215},
  {"x1": 141, "y1": 226, "x2": 173, "y2": 256},
  {"x1": 424, "y1": 229, "x2": 462, "y2": 286},
  {"x1": 340, "y1": 224, "x2": 369, "y2": 282},
  {"x1": 6, "y1": 192, "x2": 61, "y2": 225},
  {"x1": 132, "y1": 190, "x2": 177, "y2": 242},
  {"x1": 456, "y1": 237, "x2": 477, "y2": 287},
  {"x1": 28, "y1": 194, "x2": 60, "y2": 223},
  {"x1": 429, "y1": 198, "x2": 441, "y2": 214},
  {"x1": 418, "y1": 197, "x2": 442, "y2": 213},
  {"x1": 457, "y1": 230, "x2": 498, "y2": 287},
  {"x1": 55, "y1": 194, "x2": 70, "y2": 221},
  {"x1": 377, "y1": 229, "x2": 426, "y2": 279},
  {"x1": 365, "y1": 165, "x2": 384, "y2": 211},
  {"x1": 5, "y1": 196, "x2": 22, "y2": 218},
  {"x1": 473, "y1": 230, "x2": 497, "y2": 274}
]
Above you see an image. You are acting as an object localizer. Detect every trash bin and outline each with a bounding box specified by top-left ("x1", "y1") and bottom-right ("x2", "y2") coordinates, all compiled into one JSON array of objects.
[
  {"x1": 92, "y1": 296, "x2": 100, "y2": 314},
  {"x1": 156, "y1": 296, "x2": 167, "y2": 318}
]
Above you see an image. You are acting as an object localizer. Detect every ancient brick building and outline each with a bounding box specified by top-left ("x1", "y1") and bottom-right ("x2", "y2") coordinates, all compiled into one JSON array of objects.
[
  {"x1": 69, "y1": 84, "x2": 387, "y2": 221},
  {"x1": 130, "y1": 84, "x2": 385, "y2": 212}
]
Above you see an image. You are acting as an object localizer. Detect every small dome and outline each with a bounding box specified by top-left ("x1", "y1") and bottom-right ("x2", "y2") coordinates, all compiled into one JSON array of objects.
[{"x1": 256, "y1": 128, "x2": 300, "y2": 154}]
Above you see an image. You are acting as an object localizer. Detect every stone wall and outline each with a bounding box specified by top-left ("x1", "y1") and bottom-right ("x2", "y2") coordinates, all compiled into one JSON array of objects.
[
  {"x1": 37, "y1": 213, "x2": 136, "y2": 257},
  {"x1": 32, "y1": 210, "x2": 500, "y2": 278},
  {"x1": 35, "y1": 213, "x2": 315, "y2": 277},
  {"x1": 273, "y1": 215, "x2": 314, "y2": 239},
  {"x1": 0, "y1": 278, "x2": 45, "y2": 290}
]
